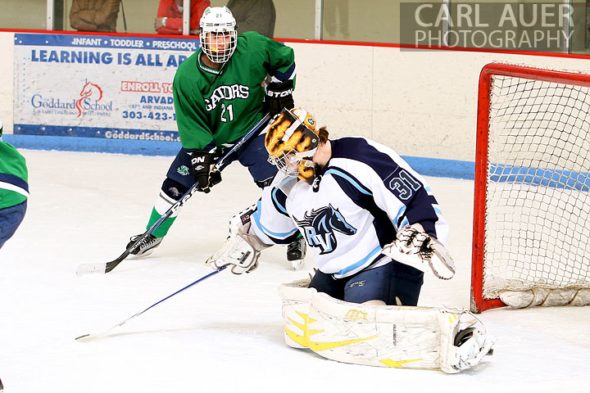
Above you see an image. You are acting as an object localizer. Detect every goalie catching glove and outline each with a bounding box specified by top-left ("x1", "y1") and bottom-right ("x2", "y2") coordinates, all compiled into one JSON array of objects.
[
  {"x1": 206, "y1": 219, "x2": 270, "y2": 275},
  {"x1": 382, "y1": 224, "x2": 456, "y2": 280},
  {"x1": 186, "y1": 149, "x2": 222, "y2": 193}
]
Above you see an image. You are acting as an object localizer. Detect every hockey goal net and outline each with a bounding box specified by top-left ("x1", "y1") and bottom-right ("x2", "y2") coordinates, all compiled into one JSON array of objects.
[{"x1": 471, "y1": 63, "x2": 590, "y2": 313}]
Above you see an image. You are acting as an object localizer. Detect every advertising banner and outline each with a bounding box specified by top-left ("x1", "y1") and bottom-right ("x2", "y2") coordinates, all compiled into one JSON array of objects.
[{"x1": 13, "y1": 33, "x2": 199, "y2": 142}]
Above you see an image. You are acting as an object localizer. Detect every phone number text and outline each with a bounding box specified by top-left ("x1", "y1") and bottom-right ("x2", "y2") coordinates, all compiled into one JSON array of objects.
[{"x1": 122, "y1": 110, "x2": 176, "y2": 121}]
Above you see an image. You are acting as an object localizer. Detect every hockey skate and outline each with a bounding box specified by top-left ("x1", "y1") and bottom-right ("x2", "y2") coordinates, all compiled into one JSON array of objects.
[
  {"x1": 287, "y1": 237, "x2": 306, "y2": 270},
  {"x1": 126, "y1": 234, "x2": 163, "y2": 257}
]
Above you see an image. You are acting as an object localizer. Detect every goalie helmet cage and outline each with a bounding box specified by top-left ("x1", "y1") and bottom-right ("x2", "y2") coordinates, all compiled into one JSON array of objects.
[{"x1": 471, "y1": 63, "x2": 590, "y2": 313}]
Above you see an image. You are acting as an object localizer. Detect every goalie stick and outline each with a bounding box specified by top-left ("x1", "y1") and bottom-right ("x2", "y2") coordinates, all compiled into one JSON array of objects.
[
  {"x1": 75, "y1": 266, "x2": 226, "y2": 342},
  {"x1": 76, "y1": 113, "x2": 271, "y2": 276}
]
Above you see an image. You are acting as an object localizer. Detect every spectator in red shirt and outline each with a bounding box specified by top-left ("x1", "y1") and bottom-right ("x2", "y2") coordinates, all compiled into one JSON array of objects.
[{"x1": 155, "y1": 0, "x2": 210, "y2": 35}]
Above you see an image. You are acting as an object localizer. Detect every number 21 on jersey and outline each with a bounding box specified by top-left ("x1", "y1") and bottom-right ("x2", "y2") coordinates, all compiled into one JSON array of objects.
[{"x1": 221, "y1": 104, "x2": 234, "y2": 122}]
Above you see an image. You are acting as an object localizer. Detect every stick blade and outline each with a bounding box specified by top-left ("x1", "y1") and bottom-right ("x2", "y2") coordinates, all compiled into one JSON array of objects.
[
  {"x1": 74, "y1": 333, "x2": 94, "y2": 342},
  {"x1": 75, "y1": 263, "x2": 107, "y2": 276},
  {"x1": 75, "y1": 332, "x2": 107, "y2": 342}
]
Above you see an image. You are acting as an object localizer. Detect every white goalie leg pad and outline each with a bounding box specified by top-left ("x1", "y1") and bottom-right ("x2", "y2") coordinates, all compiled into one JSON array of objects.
[
  {"x1": 278, "y1": 281, "x2": 494, "y2": 372},
  {"x1": 438, "y1": 309, "x2": 495, "y2": 373},
  {"x1": 305, "y1": 294, "x2": 442, "y2": 370},
  {"x1": 278, "y1": 277, "x2": 315, "y2": 349}
]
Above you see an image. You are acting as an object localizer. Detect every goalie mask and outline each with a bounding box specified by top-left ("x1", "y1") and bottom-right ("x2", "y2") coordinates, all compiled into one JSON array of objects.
[
  {"x1": 200, "y1": 7, "x2": 237, "y2": 64},
  {"x1": 265, "y1": 108, "x2": 320, "y2": 182}
]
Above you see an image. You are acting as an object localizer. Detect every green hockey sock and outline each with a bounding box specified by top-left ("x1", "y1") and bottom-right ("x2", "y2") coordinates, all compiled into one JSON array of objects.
[{"x1": 146, "y1": 207, "x2": 177, "y2": 238}]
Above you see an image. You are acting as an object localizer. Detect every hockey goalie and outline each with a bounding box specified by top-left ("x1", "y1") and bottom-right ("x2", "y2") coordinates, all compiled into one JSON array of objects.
[{"x1": 207, "y1": 108, "x2": 494, "y2": 373}]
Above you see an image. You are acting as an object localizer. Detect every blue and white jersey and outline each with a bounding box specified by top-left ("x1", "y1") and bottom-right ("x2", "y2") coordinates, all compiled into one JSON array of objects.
[{"x1": 251, "y1": 137, "x2": 448, "y2": 279}]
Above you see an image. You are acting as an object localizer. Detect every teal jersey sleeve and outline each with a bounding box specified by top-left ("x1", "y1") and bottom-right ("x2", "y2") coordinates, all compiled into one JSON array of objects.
[{"x1": 173, "y1": 32, "x2": 296, "y2": 150}]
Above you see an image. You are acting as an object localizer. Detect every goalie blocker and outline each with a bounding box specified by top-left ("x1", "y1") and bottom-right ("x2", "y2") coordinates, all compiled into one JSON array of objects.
[{"x1": 279, "y1": 278, "x2": 494, "y2": 374}]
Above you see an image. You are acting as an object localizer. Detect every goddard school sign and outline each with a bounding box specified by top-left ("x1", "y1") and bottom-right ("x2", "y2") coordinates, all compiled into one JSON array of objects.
[
  {"x1": 401, "y1": 3, "x2": 575, "y2": 51},
  {"x1": 13, "y1": 33, "x2": 198, "y2": 141}
]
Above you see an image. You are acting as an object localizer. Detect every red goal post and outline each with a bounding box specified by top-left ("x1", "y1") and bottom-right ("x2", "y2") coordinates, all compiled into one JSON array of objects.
[{"x1": 471, "y1": 63, "x2": 590, "y2": 313}]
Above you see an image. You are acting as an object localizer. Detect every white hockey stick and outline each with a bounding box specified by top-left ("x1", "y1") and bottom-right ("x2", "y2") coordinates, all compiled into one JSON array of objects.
[{"x1": 75, "y1": 266, "x2": 226, "y2": 341}]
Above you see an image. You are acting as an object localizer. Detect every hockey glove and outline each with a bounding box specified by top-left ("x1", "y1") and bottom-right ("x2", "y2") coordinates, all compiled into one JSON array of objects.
[
  {"x1": 383, "y1": 224, "x2": 456, "y2": 280},
  {"x1": 186, "y1": 150, "x2": 222, "y2": 193},
  {"x1": 206, "y1": 221, "x2": 270, "y2": 275},
  {"x1": 396, "y1": 225, "x2": 432, "y2": 255},
  {"x1": 265, "y1": 79, "x2": 294, "y2": 116}
]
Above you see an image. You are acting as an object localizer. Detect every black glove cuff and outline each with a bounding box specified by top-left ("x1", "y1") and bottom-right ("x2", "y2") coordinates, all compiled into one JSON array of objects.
[
  {"x1": 266, "y1": 79, "x2": 294, "y2": 98},
  {"x1": 186, "y1": 150, "x2": 217, "y2": 165}
]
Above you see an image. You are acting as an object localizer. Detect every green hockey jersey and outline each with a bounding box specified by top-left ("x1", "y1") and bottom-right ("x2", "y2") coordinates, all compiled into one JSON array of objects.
[
  {"x1": 173, "y1": 31, "x2": 295, "y2": 150},
  {"x1": 0, "y1": 140, "x2": 29, "y2": 209}
]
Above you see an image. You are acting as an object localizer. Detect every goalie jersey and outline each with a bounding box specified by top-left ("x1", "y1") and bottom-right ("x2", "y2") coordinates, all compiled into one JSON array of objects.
[{"x1": 251, "y1": 137, "x2": 448, "y2": 279}]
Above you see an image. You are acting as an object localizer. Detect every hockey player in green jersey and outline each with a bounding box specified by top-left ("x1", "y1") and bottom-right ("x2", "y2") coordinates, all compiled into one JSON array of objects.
[
  {"x1": 0, "y1": 120, "x2": 28, "y2": 250},
  {"x1": 126, "y1": 6, "x2": 306, "y2": 266}
]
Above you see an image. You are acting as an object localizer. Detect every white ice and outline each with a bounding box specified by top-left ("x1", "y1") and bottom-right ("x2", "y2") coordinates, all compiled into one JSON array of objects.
[{"x1": 0, "y1": 150, "x2": 589, "y2": 393}]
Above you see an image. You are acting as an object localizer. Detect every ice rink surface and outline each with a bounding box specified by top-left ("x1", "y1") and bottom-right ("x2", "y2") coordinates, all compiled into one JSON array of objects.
[{"x1": 1, "y1": 149, "x2": 589, "y2": 393}]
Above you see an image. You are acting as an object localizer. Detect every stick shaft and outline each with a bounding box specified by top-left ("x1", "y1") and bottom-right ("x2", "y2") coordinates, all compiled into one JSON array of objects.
[
  {"x1": 76, "y1": 267, "x2": 226, "y2": 341},
  {"x1": 77, "y1": 113, "x2": 271, "y2": 275}
]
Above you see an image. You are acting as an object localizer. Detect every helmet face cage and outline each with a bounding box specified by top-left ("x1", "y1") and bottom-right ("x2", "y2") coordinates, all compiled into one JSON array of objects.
[
  {"x1": 265, "y1": 108, "x2": 319, "y2": 180},
  {"x1": 268, "y1": 152, "x2": 299, "y2": 177},
  {"x1": 200, "y1": 7, "x2": 237, "y2": 64}
]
